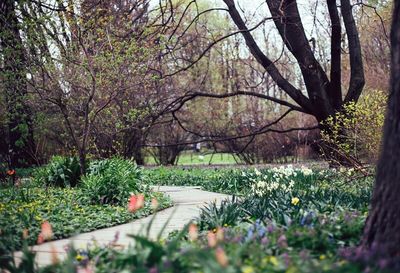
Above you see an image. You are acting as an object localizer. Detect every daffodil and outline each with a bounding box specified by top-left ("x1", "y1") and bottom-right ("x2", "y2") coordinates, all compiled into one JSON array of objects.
[
  {"x1": 270, "y1": 256, "x2": 279, "y2": 266},
  {"x1": 242, "y1": 266, "x2": 254, "y2": 273},
  {"x1": 291, "y1": 197, "x2": 300, "y2": 206}
]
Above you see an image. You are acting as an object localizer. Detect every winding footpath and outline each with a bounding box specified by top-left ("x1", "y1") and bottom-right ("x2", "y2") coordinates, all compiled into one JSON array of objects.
[{"x1": 14, "y1": 186, "x2": 229, "y2": 267}]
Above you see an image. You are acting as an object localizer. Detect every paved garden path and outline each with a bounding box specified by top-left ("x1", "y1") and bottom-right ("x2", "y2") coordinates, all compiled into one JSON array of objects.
[{"x1": 14, "y1": 186, "x2": 229, "y2": 267}]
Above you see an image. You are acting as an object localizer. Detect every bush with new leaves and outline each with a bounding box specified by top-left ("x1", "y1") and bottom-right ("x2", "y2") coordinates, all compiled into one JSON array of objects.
[{"x1": 321, "y1": 90, "x2": 387, "y2": 163}]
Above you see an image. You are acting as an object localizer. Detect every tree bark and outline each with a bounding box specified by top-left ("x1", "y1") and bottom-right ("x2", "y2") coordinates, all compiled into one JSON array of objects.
[
  {"x1": 361, "y1": 0, "x2": 400, "y2": 269},
  {"x1": 78, "y1": 149, "x2": 87, "y2": 176},
  {"x1": 326, "y1": 0, "x2": 342, "y2": 110},
  {"x1": 0, "y1": 0, "x2": 36, "y2": 167},
  {"x1": 123, "y1": 128, "x2": 145, "y2": 165}
]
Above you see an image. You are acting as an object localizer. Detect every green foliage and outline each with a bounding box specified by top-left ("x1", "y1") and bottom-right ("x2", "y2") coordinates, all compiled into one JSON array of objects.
[
  {"x1": 198, "y1": 197, "x2": 244, "y2": 230},
  {"x1": 80, "y1": 158, "x2": 147, "y2": 206},
  {"x1": 0, "y1": 184, "x2": 171, "y2": 255},
  {"x1": 143, "y1": 167, "x2": 254, "y2": 194},
  {"x1": 33, "y1": 156, "x2": 81, "y2": 187},
  {"x1": 322, "y1": 91, "x2": 387, "y2": 162},
  {"x1": 195, "y1": 166, "x2": 371, "y2": 231},
  {"x1": 143, "y1": 165, "x2": 346, "y2": 197},
  {"x1": 0, "y1": 165, "x2": 385, "y2": 273},
  {"x1": 14, "y1": 167, "x2": 36, "y2": 178}
]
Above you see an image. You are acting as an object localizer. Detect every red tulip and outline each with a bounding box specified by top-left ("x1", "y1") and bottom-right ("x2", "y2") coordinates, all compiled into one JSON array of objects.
[
  {"x1": 128, "y1": 194, "x2": 145, "y2": 212},
  {"x1": 6, "y1": 169, "x2": 16, "y2": 176},
  {"x1": 41, "y1": 221, "x2": 53, "y2": 240}
]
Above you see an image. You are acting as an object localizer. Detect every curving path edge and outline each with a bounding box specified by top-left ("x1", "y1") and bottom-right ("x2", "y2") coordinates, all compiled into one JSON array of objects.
[{"x1": 13, "y1": 186, "x2": 229, "y2": 267}]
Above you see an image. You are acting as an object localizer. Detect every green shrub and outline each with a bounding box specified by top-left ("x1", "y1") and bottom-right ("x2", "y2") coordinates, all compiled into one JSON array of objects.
[
  {"x1": 80, "y1": 158, "x2": 147, "y2": 205},
  {"x1": 322, "y1": 90, "x2": 387, "y2": 163},
  {"x1": 33, "y1": 156, "x2": 81, "y2": 187}
]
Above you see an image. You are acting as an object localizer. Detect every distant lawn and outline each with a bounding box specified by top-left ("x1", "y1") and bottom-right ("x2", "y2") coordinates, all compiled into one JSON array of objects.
[{"x1": 146, "y1": 152, "x2": 241, "y2": 165}]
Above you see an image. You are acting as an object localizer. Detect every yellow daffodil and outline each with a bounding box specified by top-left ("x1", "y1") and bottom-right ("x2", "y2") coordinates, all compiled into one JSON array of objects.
[
  {"x1": 291, "y1": 197, "x2": 300, "y2": 206},
  {"x1": 242, "y1": 265, "x2": 254, "y2": 273},
  {"x1": 270, "y1": 256, "x2": 279, "y2": 266}
]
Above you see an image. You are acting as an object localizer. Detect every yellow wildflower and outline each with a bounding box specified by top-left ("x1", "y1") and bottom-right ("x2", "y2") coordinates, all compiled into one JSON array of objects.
[
  {"x1": 270, "y1": 256, "x2": 279, "y2": 266},
  {"x1": 242, "y1": 266, "x2": 254, "y2": 273},
  {"x1": 291, "y1": 197, "x2": 300, "y2": 206},
  {"x1": 285, "y1": 267, "x2": 298, "y2": 273}
]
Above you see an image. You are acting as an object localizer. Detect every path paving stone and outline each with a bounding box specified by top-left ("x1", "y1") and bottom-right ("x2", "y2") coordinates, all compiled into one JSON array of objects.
[{"x1": 13, "y1": 186, "x2": 229, "y2": 267}]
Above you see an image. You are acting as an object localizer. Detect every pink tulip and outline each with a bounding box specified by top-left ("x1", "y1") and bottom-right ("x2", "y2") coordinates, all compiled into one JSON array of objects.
[
  {"x1": 151, "y1": 198, "x2": 158, "y2": 210},
  {"x1": 215, "y1": 247, "x2": 228, "y2": 267},
  {"x1": 39, "y1": 221, "x2": 53, "y2": 241},
  {"x1": 128, "y1": 194, "x2": 145, "y2": 212},
  {"x1": 207, "y1": 231, "x2": 217, "y2": 247},
  {"x1": 216, "y1": 228, "x2": 224, "y2": 241},
  {"x1": 188, "y1": 223, "x2": 198, "y2": 241},
  {"x1": 37, "y1": 233, "x2": 44, "y2": 244}
]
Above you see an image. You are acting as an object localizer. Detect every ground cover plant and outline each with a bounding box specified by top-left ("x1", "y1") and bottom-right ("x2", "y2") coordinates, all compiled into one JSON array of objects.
[
  {"x1": 3, "y1": 165, "x2": 382, "y2": 273},
  {"x1": 0, "y1": 157, "x2": 172, "y2": 256}
]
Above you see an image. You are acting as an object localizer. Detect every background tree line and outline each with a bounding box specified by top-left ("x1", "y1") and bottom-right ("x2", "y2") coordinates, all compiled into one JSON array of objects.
[{"x1": 0, "y1": 0, "x2": 392, "y2": 170}]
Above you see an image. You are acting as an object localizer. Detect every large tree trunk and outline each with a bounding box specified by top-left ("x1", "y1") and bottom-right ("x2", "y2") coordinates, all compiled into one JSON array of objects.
[
  {"x1": 361, "y1": 0, "x2": 400, "y2": 269},
  {"x1": 0, "y1": 0, "x2": 36, "y2": 168},
  {"x1": 123, "y1": 129, "x2": 145, "y2": 165},
  {"x1": 156, "y1": 146, "x2": 181, "y2": 165}
]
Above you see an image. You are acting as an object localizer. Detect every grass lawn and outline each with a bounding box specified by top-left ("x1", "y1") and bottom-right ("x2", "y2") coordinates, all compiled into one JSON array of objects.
[{"x1": 146, "y1": 152, "x2": 241, "y2": 165}]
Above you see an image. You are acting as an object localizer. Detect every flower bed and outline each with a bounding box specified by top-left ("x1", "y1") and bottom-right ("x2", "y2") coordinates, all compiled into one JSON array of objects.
[
  {"x1": 0, "y1": 157, "x2": 173, "y2": 255},
  {"x1": 0, "y1": 186, "x2": 171, "y2": 254},
  {"x1": 3, "y1": 165, "x2": 381, "y2": 272}
]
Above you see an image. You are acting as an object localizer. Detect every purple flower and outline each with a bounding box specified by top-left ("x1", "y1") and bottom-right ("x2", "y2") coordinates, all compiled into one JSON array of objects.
[
  {"x1": 299, "y1": 250, "x2": 309, "y2": 260},
  {"x1": 300, "y1": 211, "x2": 315, "y2": 227},
  {"x1": 277, "y1": 234, "x2": 288, "y2": 248},
  {"x1": 379, "y1": 259, "x2": 388, "y2": 270},
  {"x1": 163, "y1": 261, "x2": 172, "y2": 268},
  {"x1": 245, "y1": 228, "x2": 254, "y2": 242},
  {"x1": 149, "y1": 266, "x2": 158, "y2": 273},
  {"x1": 261, "y1": 237, "x2": 269, "y2": 245},
  {"x1": 267, "y1": 224, "x2": 275, "y2": 233},
  {"x1": 281, "y1": 252, "x2": 291, "y2": 266}
]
